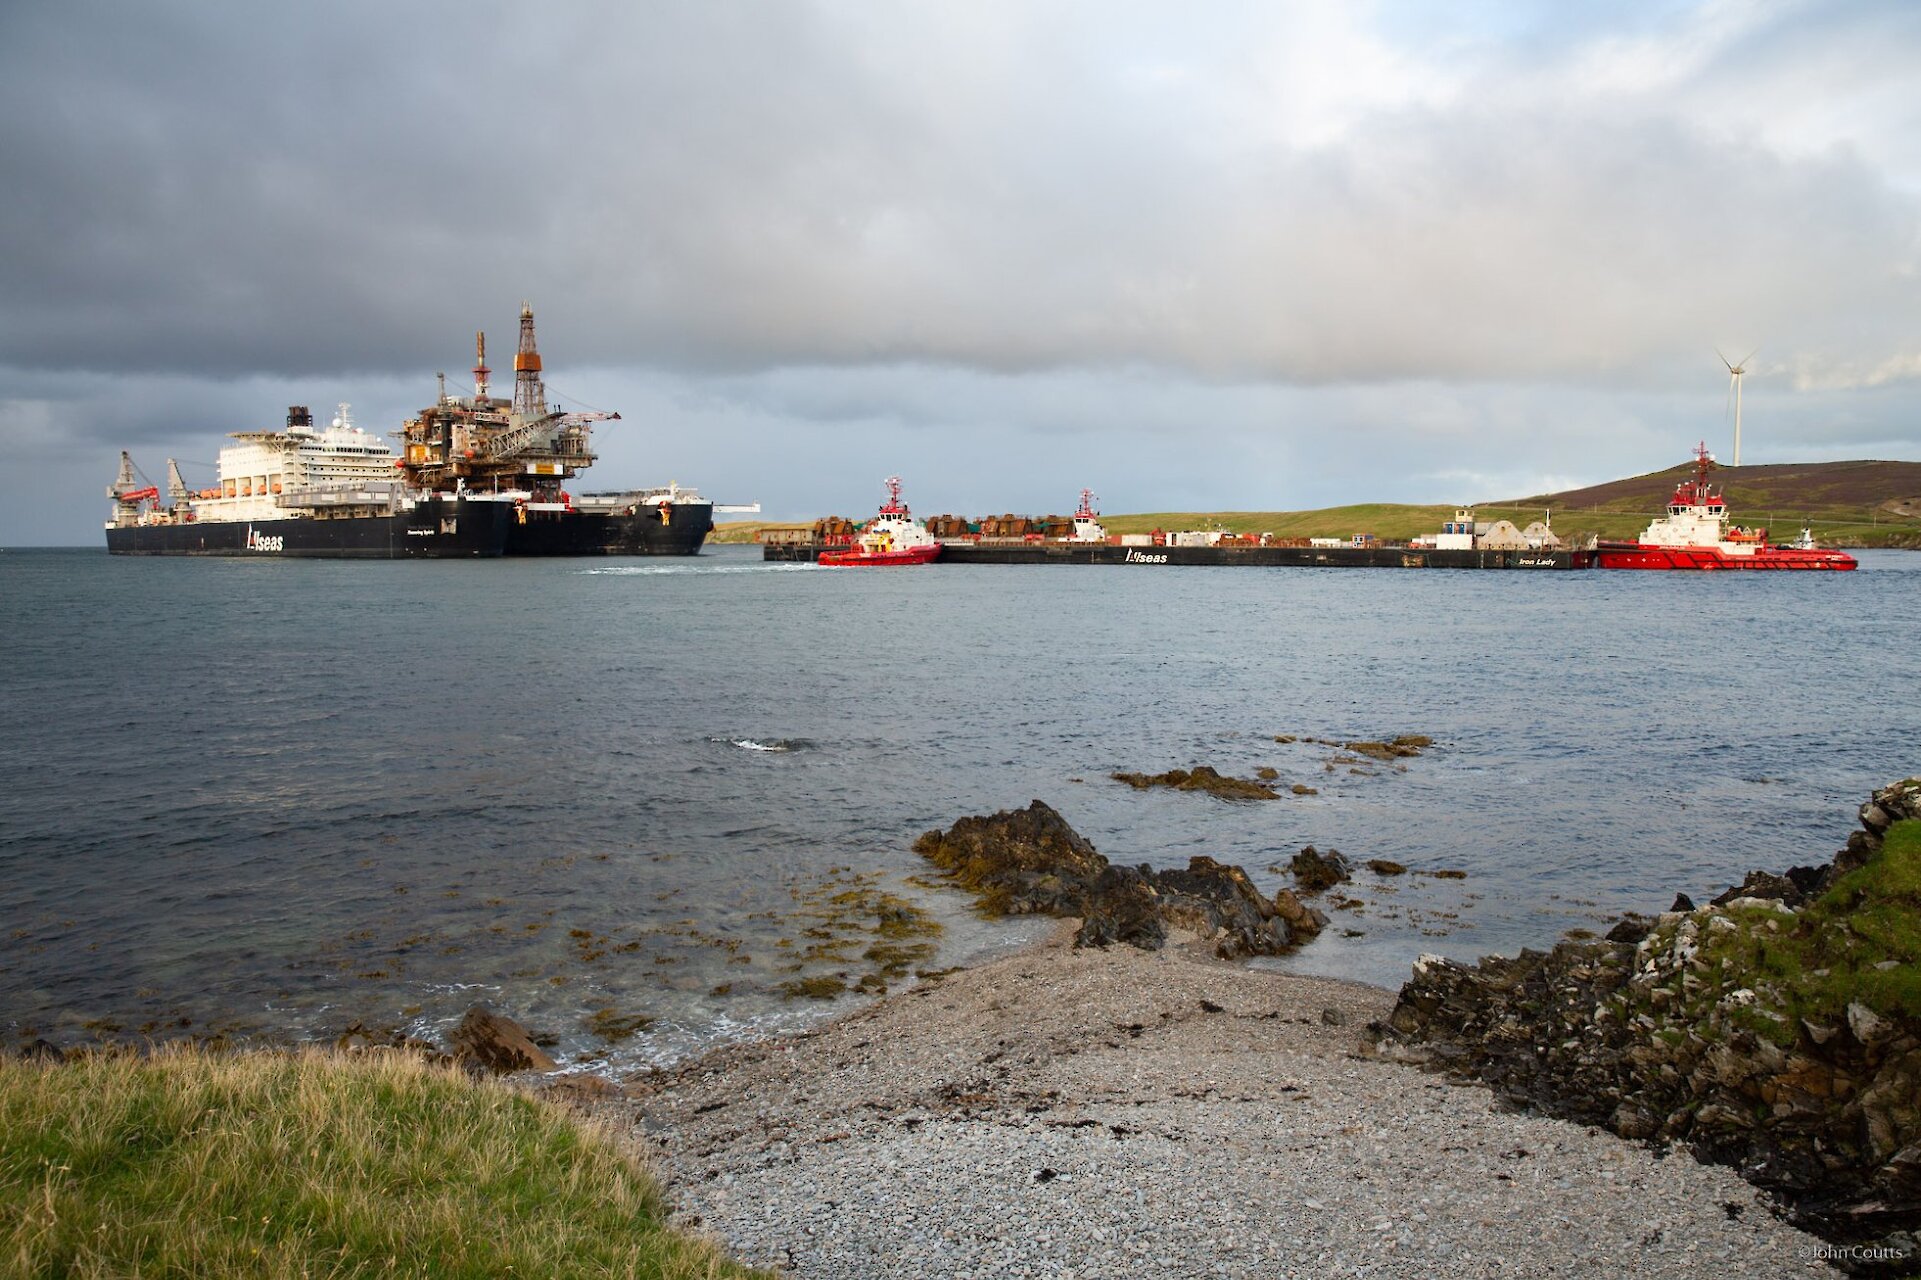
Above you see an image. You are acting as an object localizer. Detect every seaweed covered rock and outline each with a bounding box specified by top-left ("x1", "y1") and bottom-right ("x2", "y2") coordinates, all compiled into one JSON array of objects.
[
  {"x1": 1074, "y1": 866, "x2": 1167, "y2": 951},
  {"x1": 450, "y1": 1005, "x2": 556, "y2": 1075},
  {"x1": 1289, "y1": 846, "x2": 1352, "y2": 893},
  {"x1": 1154, "y1": 855, "x2": 1316, "y2": 959},
  {"x1": 1366, "y1": 777, "x2": 1921, "y2": 1269},
  {"x1": 914, "y1": 801, "x2": 1321, "y2": 957},
  {"x1": 1343, "y1": 735, "x2": 1433, "y2": 761},
  {"x1": 912, "y1": 798, "x2": 1107, "y2": 917},
  {"x1": 1110, "y1": 766, "x2": 1281, "y2": 800}
]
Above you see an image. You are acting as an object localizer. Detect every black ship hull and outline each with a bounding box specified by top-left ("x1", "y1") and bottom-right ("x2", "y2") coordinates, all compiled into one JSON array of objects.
[
  {"x1": 767, "y1": 541, "x2": 1592, "y2": 569},
  {"x1": 507, "y1": 503, "x2": 713, "y2": 556},
  {"x1": 107, "y1": 499, "x2": 715, "y2": 558},
  {"x1": 105, "y1": 497, "x2": 512, "y2": 558}
]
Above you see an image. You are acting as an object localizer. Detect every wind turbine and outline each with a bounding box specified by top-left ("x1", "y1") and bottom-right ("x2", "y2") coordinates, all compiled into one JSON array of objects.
[{"x1": 1717, "y1": 348, "x2": 1756, "y2": 467}]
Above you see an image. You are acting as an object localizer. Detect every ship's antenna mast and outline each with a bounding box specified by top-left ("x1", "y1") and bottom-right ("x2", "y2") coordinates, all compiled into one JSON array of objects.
[
  {"x1": 512, "y1": 302, "x2": 547, "y2": 419},
  {"x1": 1717, "y1": 347, "x2": 1755, "y2": 467}
]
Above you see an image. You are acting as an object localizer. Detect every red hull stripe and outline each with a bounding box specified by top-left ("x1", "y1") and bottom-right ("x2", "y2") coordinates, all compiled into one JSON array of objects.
[
  {"x1": 1594, "y1": 544, "x2": 1856, "y2": 571},
  {"x1": 818, "y1": 546, "x2": 942, "y2": 567}
]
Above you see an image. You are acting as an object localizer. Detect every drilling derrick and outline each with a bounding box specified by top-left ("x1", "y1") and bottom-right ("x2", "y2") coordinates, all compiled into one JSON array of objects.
[{"x1": 512, "y1": 303, "x2": 547, "y2": 419}]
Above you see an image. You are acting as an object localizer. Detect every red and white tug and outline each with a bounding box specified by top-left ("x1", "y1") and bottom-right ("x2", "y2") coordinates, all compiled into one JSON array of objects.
[
  {"x1": 1595, "y1": 443, "x2": 1856, "y2": 571},
  {"x1": 819, "y1": 476, "x2": 943, "y2": 566}
]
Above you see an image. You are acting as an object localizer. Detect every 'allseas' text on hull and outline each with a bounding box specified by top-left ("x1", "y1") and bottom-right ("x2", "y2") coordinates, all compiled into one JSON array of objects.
[{"x1": 105, "y1": 496, "x2": 511, "y2": 558}]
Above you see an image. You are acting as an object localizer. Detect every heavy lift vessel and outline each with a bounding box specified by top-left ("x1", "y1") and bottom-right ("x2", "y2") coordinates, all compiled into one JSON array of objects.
[{"x1": 105, "y1": 306, "x2": 720, "y2": 557}]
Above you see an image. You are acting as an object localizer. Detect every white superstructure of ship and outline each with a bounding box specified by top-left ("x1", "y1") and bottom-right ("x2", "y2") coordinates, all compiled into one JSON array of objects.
[
  {"x1": 107, "y1": 404, "x2": 403, "y2": 529},
  {"x1": 1062, "y1": 489, "x2": 1108, "y2": 543}
]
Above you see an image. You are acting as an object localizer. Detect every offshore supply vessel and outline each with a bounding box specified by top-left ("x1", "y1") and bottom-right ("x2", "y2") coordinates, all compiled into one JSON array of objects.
[
  {"x1": 1594, "y1": 443, "x2": 1856, "y2": 571},
  {"x1": 105, "y1": 307, "x2": 716, "y2": 557}
]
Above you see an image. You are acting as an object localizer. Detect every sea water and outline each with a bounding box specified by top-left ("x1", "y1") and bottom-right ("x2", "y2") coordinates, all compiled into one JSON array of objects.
[{"x1": 2, "y1": 545, "x2": 1915, "y2": 1070}]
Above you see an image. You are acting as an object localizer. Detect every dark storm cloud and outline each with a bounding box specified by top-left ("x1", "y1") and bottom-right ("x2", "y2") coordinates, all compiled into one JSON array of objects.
[{"x1": 5, "y1": 2, "x2": 1918, "y2": 384}]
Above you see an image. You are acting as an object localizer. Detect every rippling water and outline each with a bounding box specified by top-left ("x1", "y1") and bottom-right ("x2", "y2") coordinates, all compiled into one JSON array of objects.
[{"x1": 2, "y1": 545, "x2": 1915, "y2": 1070}]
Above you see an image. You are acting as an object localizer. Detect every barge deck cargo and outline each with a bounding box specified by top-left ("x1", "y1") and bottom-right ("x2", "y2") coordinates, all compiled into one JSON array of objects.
[{"x1": 766, "y1": 489, "x2": 1591, "y2": 568}]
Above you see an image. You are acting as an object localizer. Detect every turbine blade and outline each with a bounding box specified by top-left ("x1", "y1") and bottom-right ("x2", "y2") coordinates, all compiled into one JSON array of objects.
[{"x1": 1717, "y1": 347, "x2": 1733, "y2": 371}]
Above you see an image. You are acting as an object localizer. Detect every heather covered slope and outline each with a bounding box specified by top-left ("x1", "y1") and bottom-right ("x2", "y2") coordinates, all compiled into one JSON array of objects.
[{"x1": 1504, "y1": 457, "x2": 1921, "y2": 547}]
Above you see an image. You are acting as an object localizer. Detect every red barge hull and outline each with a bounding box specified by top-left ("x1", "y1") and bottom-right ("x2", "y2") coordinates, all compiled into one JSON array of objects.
[
  {"x1": 1594, "y1": 543, "x2": 1856, "y2": 571},
  {"x1": 817, "y1": 544, "x2": 942, "y2": 567}
]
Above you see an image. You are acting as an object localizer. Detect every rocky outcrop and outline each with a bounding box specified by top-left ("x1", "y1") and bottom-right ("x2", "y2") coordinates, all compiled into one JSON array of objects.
[
  {"x1": 912, "y1": 799, "x2": 1108, "y2": 918},
  {"x1": 1288, "y1": 846, "x2": 1352, "y2": 893},
  {"x1": 1366, "y1": 777, "x2": 1921, "y2": 1271},
  {"x1": 915, "y1": 801, "x2": 1325, "y2": 958},
  {"x1": 1343, "y1": 735, "x2": 1433, "y2": 761},
  {"x1": 1110, "y1": 766, "x2": 1281, "y2": 800},
  {"x1": 450, "y1": 1004, "x2": 557, "y2": 1074}
]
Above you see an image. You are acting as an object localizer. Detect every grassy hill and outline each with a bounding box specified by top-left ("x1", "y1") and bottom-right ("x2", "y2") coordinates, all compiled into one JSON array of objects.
[{"x1": 713, "y1": 458, "x2": 1921, "y2": 548}]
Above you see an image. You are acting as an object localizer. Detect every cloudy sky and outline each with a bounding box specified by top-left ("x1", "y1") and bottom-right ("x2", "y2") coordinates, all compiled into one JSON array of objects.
[{"x1": 3, "y1": 0, "x2": 1918, "y2": 543}]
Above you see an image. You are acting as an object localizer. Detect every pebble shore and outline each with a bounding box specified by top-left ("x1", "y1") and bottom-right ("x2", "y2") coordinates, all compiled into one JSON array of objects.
[{"x1": 620, "y1": 928, "x2": 1834, "y2": 1278}]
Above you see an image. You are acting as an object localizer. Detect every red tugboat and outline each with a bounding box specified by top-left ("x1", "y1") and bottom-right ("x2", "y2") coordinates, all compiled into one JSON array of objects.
[
  {"x1": 1595, "y1": 443, "x2": 1856, "y2": 570},
  {"x1": 819, "y1": 476, "x2": 943, "y2": 566}
]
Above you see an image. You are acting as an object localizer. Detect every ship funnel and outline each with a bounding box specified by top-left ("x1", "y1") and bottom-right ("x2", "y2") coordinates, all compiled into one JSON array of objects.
[{"x1": 287, "y1": 405, "x2": 314, "y2": 431}]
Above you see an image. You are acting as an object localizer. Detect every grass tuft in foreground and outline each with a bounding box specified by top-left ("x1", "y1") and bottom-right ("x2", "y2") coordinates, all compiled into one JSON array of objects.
[
  {"x1": 1, "y1": 1045, "x2": 765, "y2": 1279},
  {"x1": 1692, "y1": 818, "x2": 1921, "y2": 1045}
]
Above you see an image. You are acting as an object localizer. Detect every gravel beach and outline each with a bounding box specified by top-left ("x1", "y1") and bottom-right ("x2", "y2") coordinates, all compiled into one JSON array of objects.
[{"x1": 621, "y1": 927, "x2": 1835, "y2": 1278}]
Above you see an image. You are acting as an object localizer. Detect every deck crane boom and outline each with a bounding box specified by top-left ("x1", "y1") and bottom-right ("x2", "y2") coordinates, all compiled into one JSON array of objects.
[
  {"x1": 479, "y1": 409, "x2": 618, "y2": 462},
  {"x1": 106, "y1": 451, "x2": 160, "y2": 514}
]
